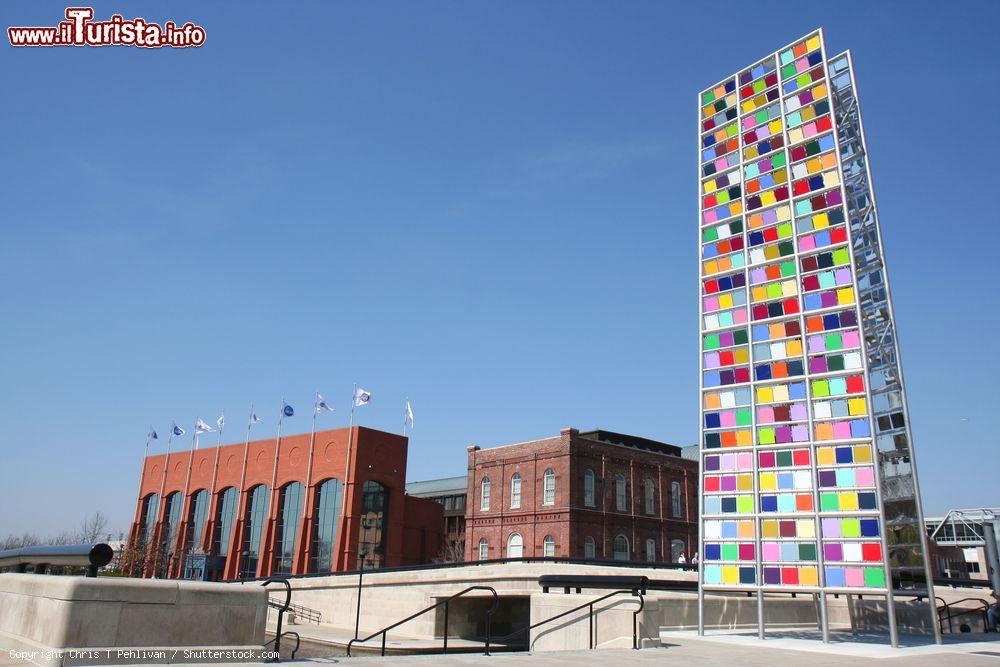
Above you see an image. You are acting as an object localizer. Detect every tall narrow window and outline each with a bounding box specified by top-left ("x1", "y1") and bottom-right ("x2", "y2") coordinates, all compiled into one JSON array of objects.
[
  {"x1": 212, "y1": 487, "x2": 238, "y2": 558},
  {"x1": 613, "y1": 534, "x2": 630, "y2": 561},
  {"x1": 583, "y1": 469, "x2": 595, "y2": 507},
  {"x1": 671, "y1": 481, "x2": 682, "y2": 518},
  {"x1": 644, "y1": 478, "x2": 655, "y2": 515},
  {"x1": 163, "y1": 492, "x2": 183, "y2": 554},
  {"x1": 310, "y1": 478, "x2": 341, "y2": 573},
  {"x1": 507, "y1": 533, "x2": 523, "y2": 558},
  {"x1": 510, "y1": 473, "x2": 521, "y2": 509},
  {"x1": 543, "y1": 535, "x2": 555, "y2": 557},
  {"x1": 241, "y1": 485, "x2": 270, "y2": 579},
  {"x1": 615, "y1": 475, "x2": 627, "y2": 512},
  {"x1": 274, "y1": 482, "x2": 304, "y2": 575},
  {"x1": 543, "y1": 469, "x2": 555, "y2": 505},
  {"x1": 478, "y1": 538, "x2": 489, "y2": 561},
  {"x1": 186, "y1": 489, "x2": 210, "y2": 553},
  {"x1": 645, "y1": 538, "x2": 656, "y2": 563},
  {"x1": 480, "y1": 477, "x2": 491, "y2": 511},
  {"x1": 671, "y1": 539, "x2": 686, "y2": 563},
  {"x1": 140, "y1": 493, "x2": 159, "y2": 548},
  {"x1": 584, "y1": 536, "x2": 596, "y2": 560},
  {"x1": 358, "y1": 481, "x2": 389, "y2": 569}
]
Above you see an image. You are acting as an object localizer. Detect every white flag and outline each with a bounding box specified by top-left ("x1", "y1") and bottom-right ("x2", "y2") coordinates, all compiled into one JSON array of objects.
[
  {"x1": 195, "y1": 418, "x2": 215, "y2": 433},
  {"x1": 249, "y1": 412, "x2": 262, "y2": 427},
  {"x1": 353, "y1": 387, "x2": 372, "y2": 407},
  {"x1": 217, "y1": 413, "x2": 225, "y2": 430},
  {"x1": 148, "y1": 426, "x2": 158, "y2": 441},
  {"x1": 315, "y1": 393, "x2": 334, "y2": 413},
  {"x1": 405, "y1": 401, "x2": 414, "y2": 428}
]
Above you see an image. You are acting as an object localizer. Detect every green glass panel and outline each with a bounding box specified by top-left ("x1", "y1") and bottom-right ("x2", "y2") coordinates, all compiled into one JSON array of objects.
[
  {"x1": 772, "y1": 152, "x2": 787, "y2": 168},
  {"x1": 777, "y1": 223, "x2": 792, "y2": 238},
  {"x1": 812, "y1": 380, "x2": 830, "y2": 397},
  {"x1": 717, "y1": 191, "x2": 731, "y2": 204},
  {"x1": 827, "y1": 355, "x2": 845, "y2": 372},
  {"x1": 731, "y1": 220, "x2": 744, "y2": 234},
  {"x1": 832, "y1": 248, "x2": 850, "y2": 265},
  {"x1": 759, "y1": 428, "x2": 776, "y2": 445},
  {"x1": 841, "y1": 519, "x2": 861, "y2": 537},
  {"x1": 703, "y1": 227, "x2": 719, "y2": 243},
  {"x1": 727, "y1": 124, "x2": 738, "y2": 137},
  {"x1": 755, "y1": 111, "x2": 767, "y2": 124},
  {"x1": 820, "y1": 493, "x2": 839, "y2": 511},
  {"x1": 704, "y1": 334, "x2": 720, "y2": 350},
  {"x1": 737, "y1": 496, "x2": 754, "y2": 513},
  {"x1": 715, "y1": 99, "x2": 726, "y2": 112},
  {"x1": 775, "y1": 450, "x2": 793, "y2": 467},
  {"x1": 753, "y1": 79, "x2": 766, "y2": 93},
  {"x1": 780, "y1": 261, "x2": 796, "y2": 277},
  {"x1": 736, "y1": 409, "x2": 752, "y2": 426},
  {"x1": 766, "y1": 283, "x2": 782, "y2": 299},
  {"x1": 733, "y1": 329, "x2": 749, "y2": 345},
  {"x1": 796, "y1": 73, "x2": 811, "y2": 88},
  {"x1": 721, "y1": 543, "x2": 739, "y2": 560},
  {"x1": 865, "y1": 567, "x2": 885, "y2": 588},
  {"x1": 781, "y1": 64, "x2": 796, "y2": 79},
  {"x1": 806, "y1": 141, "x2": 821, "y2": 157},
  {"x1": 779, "y1": 241, "x2": 794, "y2": 256},
  {"x1": 799, "y1": 543, "x2": 817, "y2": 561},
  {"x1": 702, "y1": 91, "x2": 715, "y2": 104},
  {"x1": 825, "y1": 334, "x2": 842, "y2": 351}
]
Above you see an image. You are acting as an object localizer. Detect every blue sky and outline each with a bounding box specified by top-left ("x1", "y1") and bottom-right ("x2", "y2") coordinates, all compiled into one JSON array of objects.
[{"x1": 1, "y1": 1, "x2": 997, "y2": 536}]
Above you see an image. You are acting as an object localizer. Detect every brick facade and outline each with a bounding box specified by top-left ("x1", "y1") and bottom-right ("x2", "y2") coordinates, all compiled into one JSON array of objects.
[{"x1": 464, "y1": 428, "x2": 698, "y2": 563}]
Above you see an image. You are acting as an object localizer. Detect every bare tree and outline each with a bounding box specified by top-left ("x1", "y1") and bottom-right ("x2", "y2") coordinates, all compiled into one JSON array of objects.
[
  {"x1": 436, "y1": 539, "x2": 466, "y2": 564},
  {"x1": 78, "y1": 511, "x2": 109, "y2": 543}
]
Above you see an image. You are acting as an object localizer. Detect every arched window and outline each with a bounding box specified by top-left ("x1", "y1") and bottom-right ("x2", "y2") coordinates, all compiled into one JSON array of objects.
[
  {"x1": 543, "y1": 535, "x2": 555, "y2": 557},
  {"x1": 140, "y1": 493, "x2": 159, "y2": 547},
  {"x1": 480, "y1": 477, "x2": 491, "y2": 511},
  {"x1": 241, "y1": 484, "x2": 270, "y2": 579},
  {"x1": 163, "y1": 491, "x2": 183, "y2": 554},
  {"x1": 212, "y1": 487, "x2": 238, "y2": 557},
  {"x1": 478, "y1": 538, "x2": 489, "y2": 561},
  {"x1": 507, "y1": 532, "x2": 523, "y2": 559},
  {"x1": 645, "y1": 538, "x2": 656, "y2": 563},
  {"x1": 186, "y1": 489, "x2": 210, "y2": 553},
  {"x1": 510, "y1": 473, "x2": 521, "y2": 509},
  {"x1": 584, "y1": 536, "x2": 596, "y2": 560},
  {"x1": 644, "y1": 478, "x2": 655, "y2": 515},
  {"x1": 671, "y1": 539, "x2": 686, "y2": 563},
  {"x1": 359, "y1": 480, "x2": 389, "y2": 569},
  {"x1": 615, "y1": 475, "x2": 627, "y2": 512},
  {"x1": 274, "y1": 481, "x2": 304, "y2": 575},
  {"x1": 543, "y1": 469, "x2": 555, "y2": 505},
  {"x1": 583, "y1": 469, "x2": 595, "y2": 507},
  {"x1": 613, "y1": 534, "x2": 630, "y2": 561},
  {"x1": 671, "y1": 481, "x2": 682, "y2": 518},
  {"x1": 310, "y1": 478, "x2": 342, "y2": 573}
]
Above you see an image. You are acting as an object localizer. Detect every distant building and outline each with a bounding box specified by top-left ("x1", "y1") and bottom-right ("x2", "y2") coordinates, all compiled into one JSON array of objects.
[
  {"x1": 925, "y1": 509, "x2": 1000, "y2": 581},
  {"x1": 406, "y1": 476, "x2": 467, "y2": 561},
  {"x1": 129, "y1": 426, "x2": 443, "y2": 580},
  {"x1": 465, "y1": 428, "x2": 698, "y2": 563}
]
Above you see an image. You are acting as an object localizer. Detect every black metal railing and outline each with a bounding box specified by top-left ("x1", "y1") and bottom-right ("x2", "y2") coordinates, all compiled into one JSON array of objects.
[
  {"x1": 346, "y1": 585, "x2": 498, "y2": 657},
  {"x1": 494, "y1": 589, "x2": 645, "y2": 650},
  {"x1": 267, "y1": 597, "x2": 322, "y2": 624},
  {"x1": 0, "y1": 544, "x2": 114, "y2": 577},
  {"x1": 937, "y1": 596, "x2": 992, "y2": 634},
  {"x1": 261, "y1": 578, "x2": 301, "y2": 661},
  {"x1": 237, "y1": 555, "x2": 695, "y2": 583}
]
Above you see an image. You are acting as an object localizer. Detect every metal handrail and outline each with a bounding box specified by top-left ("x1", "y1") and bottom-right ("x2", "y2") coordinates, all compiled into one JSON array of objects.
[
  {"x1": 263, "y1": 631, "x2": 300, "y2": 660},
  {"x1": 493, "y1": 589, "x2": 645, "y2": 650},
  {"x1": 936, "y1": 596, "x2": 992, "y2": 634},
  {"x1": 267, "y1": 598, "x2": 322, "y2": 624},
  {"x1": 261, "y1": 578, "x2": 292, "y2": 662},
  {"x1": 346, "y1": 585, "x2": 498, "y2": 657}
]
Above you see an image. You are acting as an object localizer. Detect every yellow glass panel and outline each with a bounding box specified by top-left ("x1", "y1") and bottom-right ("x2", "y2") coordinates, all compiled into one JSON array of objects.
[
  {"x1": 734, "y1": 348, "x2": 749, "y2": 364},
  {"x1": 764, "y1": 244, "x2": 780, "y2": 260},
  {"x1": 743, "y1": 99, "x2": 756, "y2": 113},
  {"x1": 774, "y1": 170, "x2": 788, "y2": 185},
  {"x1": 745, "y1": 145, "x2": 759, "y2": 159},
  {"x1": 813, "y1": 212, "x2": 829, "y2": 229},
  {"x1": 704, "y1": 179, "x2": 717, "y2": 194},
  {"x1": 813, "y1": 82, "x2": 827, "y2": 98},
  {"x1": 757, "y1": 386, "x2": 774, "y2": 403},
  {"x1": 718, "y1": 293, "x2": 734, "y2": 309},
  {"x1": 761, "y1": 520, "x2": 779, "y2": 538},
  {"x1": 786, "y1": 339, "x2": 803, "y2": 356},
  {"x1": 752, "y1": 286, "x2": 767, "y2": 302},
  {"x1": 736, "y1": 430, "x2": 753, "y2": 446},
  {"x1": 704, "y1": 260, "x2": 719, "y2": 275},
  {"x1": 848, "y1": 398, "x2": 866, "y2": 416},
  {"x1": 802, "y1": 106, "x2": 817, "y2": 122},
  {"x1": 737, "y1": 474, "x2": 753, "y2": 491},
  {"x1": 759, "y1": 472, "x2": 777, "y2": 490},
  {"x1": 761, "y1": 191, "x2": 776, "y2": 206},
  {"x1": 722, "y1": 566, "x2": 739, "y2": 584},
  {"x1": 837, "y1": 288, "x2": 855, "y2": 305},
  {"x1": 853, "y1": 445, "x2": 872, "y2": 463},
  {"x1": 768, "y1": 120, "x2": 783, "y2": 134},
  {"x1": 806, "y1": 35, "x2": 821, "y2": 52},
  {"x1": 817, "y1": 447, "x2": 835, "y2": 465},
  {"x1": 807, "y1": 158, "x2": 822, "y2": 174},
  {"x1": 838, "y1": 493, "x2": 859, "y2": 511},
  {"x1": 799, "y1": 567, "x2": 819, "y2": 585}
]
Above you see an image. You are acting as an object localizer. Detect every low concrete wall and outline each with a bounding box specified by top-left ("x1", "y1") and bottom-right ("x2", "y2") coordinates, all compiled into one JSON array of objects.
[{"x1": 0, "y1": 574, "x2": 268, "y2": 666}]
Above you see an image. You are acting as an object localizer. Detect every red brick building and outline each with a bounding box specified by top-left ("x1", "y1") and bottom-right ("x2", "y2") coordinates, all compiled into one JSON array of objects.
[
  {"x1": 465, "y1": 428, "x2": 697, "y2": 563},
  {"x1": 129, "y1": 426, "x2": 443, "y2": 580}
]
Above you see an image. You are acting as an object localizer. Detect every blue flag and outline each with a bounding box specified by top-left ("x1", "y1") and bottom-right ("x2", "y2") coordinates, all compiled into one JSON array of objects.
[
  {"x1": 282, "y1": 403, "x2": 294, "y2": 418},
  {"x1": 172, "y1": 423, "x2": 185, "y2": 437}
]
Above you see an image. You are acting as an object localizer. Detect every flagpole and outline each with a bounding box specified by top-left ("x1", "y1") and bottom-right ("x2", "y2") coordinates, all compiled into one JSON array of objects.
[
  {"x1": 176, "y1": 418, "x2": 200, "y2": 577},
  {"x1": 339, "y1": 385, "x2": 358, "y2": 567},
  {"x1": 238, "y1": 405, "x2": 254, "y2": 493},
  {"x1": 402, "y1": 399, "x2": 408, "y2": 438},
  {"x1": 306, "y1": 396, "x2": 318, "y2": 492},
  {"x1": 134, "y1": 429, "x2": 154, "y2": 543},
  {"x1": 207, "y1": 412, "x2": 224, "y2": 552},
  {"x1": 269, "y1": 399, "x2": 285, "y2": 493}
]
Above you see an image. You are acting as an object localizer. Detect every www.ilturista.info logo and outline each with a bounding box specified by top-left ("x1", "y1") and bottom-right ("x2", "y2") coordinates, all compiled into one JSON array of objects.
[{"x1": 8, "y1": 7, "x2": 206, "y2": 48}]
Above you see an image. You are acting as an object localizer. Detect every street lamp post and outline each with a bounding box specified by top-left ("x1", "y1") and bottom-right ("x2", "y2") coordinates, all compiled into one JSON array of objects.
[{"x1": 240, "y1": 550, "x2": 250, "y2": 584}]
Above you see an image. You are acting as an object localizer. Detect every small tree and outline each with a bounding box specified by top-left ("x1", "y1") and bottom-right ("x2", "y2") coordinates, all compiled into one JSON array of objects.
[{"x1": 78, "y1": 512, "x2": 109, "y2": 543}]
